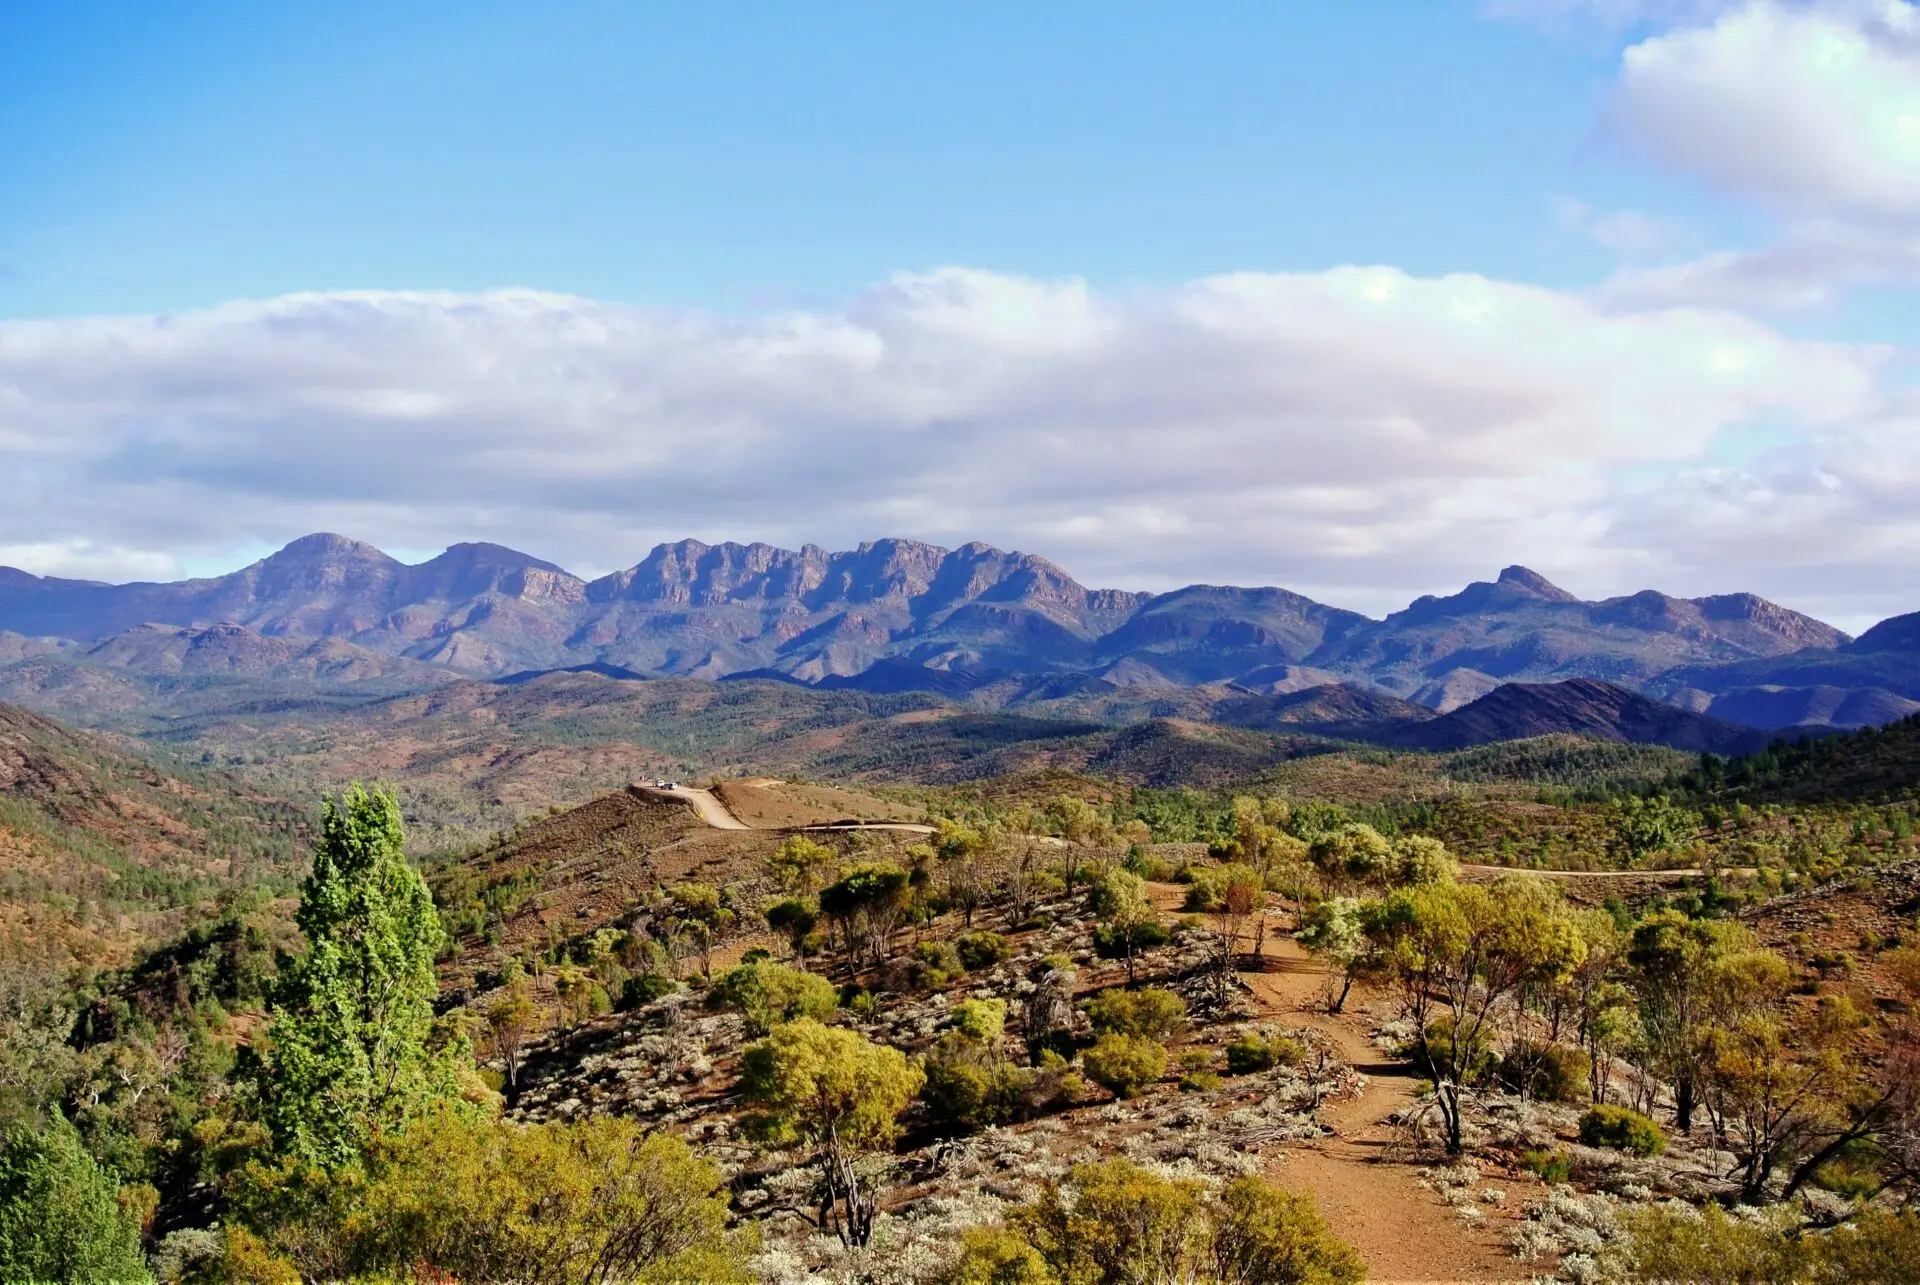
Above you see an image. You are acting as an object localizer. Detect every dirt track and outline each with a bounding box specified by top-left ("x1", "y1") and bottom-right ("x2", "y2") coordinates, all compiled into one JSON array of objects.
[
  {"x1": 1242, "y1": 940, "x2": 1530, "y2": 1284},
  {"x1": 633, "y1": 785, "x2": 751, "y2": 830}
]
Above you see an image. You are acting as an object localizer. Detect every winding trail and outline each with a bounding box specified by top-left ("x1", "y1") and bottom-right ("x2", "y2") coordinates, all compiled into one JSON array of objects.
[
  {"x1": 1140, "y1": 882, "x2": 1528, "y2": 1283},
  {"x1": 1240, "y1": 939, "x2": 1527, "y2": 1284}
]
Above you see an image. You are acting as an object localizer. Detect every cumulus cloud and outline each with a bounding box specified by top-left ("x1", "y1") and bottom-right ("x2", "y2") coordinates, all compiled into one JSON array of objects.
[
  {"x1": 1612, "y1": 1, "x2": 1920, "y2": 219},
  {"x1": 0, "y1": 270, "x2": 1891, "y2": 617}
]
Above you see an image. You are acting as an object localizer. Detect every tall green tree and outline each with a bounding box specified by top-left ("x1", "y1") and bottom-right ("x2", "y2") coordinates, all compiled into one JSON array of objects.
[{"x1": 251, "y1": 784, "x2": 462, "y2": 1165}]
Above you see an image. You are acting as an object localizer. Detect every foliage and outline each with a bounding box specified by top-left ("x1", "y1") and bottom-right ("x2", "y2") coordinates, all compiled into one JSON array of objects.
[
  {"x1": 1496, "y1": 1042, "x2": 1590, "y2": 1104},
  {"x1": 1519, "y1": 1148, "x2": 1572, "y2": 1185},
  {"x1": 953, "y1": 998, "x2": 1009, "y2": 1044},
  {"x1": 249, "y1": 783, "x2": 466, "y2": 1167},
  {"x1": 1296, "y1": 896, "x2": 1373, "y2": 1012},
  {"x1": 738, "y1": 1019, "x2": 922, "y2": 1247},
  {"x1": 0, "y1": 1116, "x2": 153, "y2": 1285},
  {"x1": 819, "y1": 863, "x2": 912, "y2": 966},
  {"x1": 958, "y1": 1159, "x2": 1363, "y2": 1285},
  {"x1": 1081, "y1": 1034, "x2": 1168, "y2": 1099},
  {"x1": 230, "y1": 1105, "x2": 749, "y2": 1284},
  {"x1": 712, "y1": 960, "x2": 838, "y2": 1037},
  {"x1": 955, "y1": 930, "x2": 1014, "y2": 971},
  {"x1": 1364, "y1": 876, "x2": 1586, "y2": 1152},
  {"x1": 619, "y1": 972, "x2": 680, "y2": 1008},
  {"x1": 1083, "y1": 987, "x2": 1187, "y2": 1041},
  {"x1": 1578, "y1": 1104, "x2": 1667, "y2": 1156},
  {"x1": 1087, "y1": 869, "x2": 1164, "y2": 983},
  {"x1": 1618, "y1": 1202, "x2": 1920, "y2": 1285},
  {"x1": 1226, "y1": 1033, "x2": 1303, "y2": 1076},
  {"x1": 914, "y1": 939, "x2": 968, "y2": 988}
]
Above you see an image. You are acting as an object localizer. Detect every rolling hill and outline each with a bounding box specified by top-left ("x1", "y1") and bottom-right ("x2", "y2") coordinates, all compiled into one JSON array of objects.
[{"x1": 0, "y1": 702, "x2": 310, "y2": 969}]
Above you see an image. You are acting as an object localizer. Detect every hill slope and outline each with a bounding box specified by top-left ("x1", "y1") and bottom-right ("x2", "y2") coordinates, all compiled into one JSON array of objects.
[
  {"x1": 1391, "y1": 678, "x2": 1772, "y2": 755},
  {"x1": 0, "y1": 703, "x2": 309, "y2": 968}
]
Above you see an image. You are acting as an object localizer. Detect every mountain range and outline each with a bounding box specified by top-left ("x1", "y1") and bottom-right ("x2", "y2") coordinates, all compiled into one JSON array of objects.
[{"x1": 2, "y1": 533, "x2": 1916, "y2": 739}]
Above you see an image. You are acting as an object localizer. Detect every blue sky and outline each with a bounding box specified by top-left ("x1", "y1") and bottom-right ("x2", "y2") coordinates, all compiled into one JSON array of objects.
[
  {"x1": 1, "y1": 2, "x2": 1715, "y2": 314},
  {"x1": 2, "y1": 1, "x2": 1919, "y2": 630}
]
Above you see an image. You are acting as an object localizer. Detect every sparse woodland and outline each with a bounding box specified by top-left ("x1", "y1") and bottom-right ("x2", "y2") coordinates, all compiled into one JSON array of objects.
[{"x1": 4, "y1": 726, "x2": 1920, "y2": 1283}]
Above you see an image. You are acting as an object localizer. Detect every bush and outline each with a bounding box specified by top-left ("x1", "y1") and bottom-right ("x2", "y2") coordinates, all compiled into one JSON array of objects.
[
  {"x1": 963, "y1": 1160, "x2": 1364, "y2": 1285},
  {"x1": 1082, "y1": 1035, "x2": 1168, "y2": 1099},
  {"x1": 1180, "y1": 1070, "x2": 1223, "y2": 1093},
  {"x1": 1497, "y1": 1042, "x2": 1590, "y2": 1104},
  {"x1": 1083, "y1": 987, "x2": 1187, "y2": 1040},
  {"x1": 912, "y1": 940, "x2": 966, "y2": 988},
  {"x1": 1092, "y1": 920, "x2": 1173, "y2": 959},
  {"x1": 952, "y1": 998, "x2": 1008, "y2": 1044},
  {"x1": 1226, "y1": 1033, "x2": 1303, "y2": 1075},
  {"x1": 1578, "y1": 1104, "x2": 1666, "y2": 1156},
  {"x1": 954, "y1": 932, "x2": 1012, "y2": 971},
  {"x1": 711, "y1": 961, "x2": 837, "y2": 1037},
  {"x1": 1519, "y1": 1148, "x2": 1572, "y2": 1185},
  {"x1": 921, "y1": 1036, "x2": 1037, "y2": 1134}
]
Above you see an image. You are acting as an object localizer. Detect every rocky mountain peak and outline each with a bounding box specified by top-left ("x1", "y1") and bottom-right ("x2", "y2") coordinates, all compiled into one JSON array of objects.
[{"x1": 1496, "y1": 565, "x2": 1578, "y2": 602}]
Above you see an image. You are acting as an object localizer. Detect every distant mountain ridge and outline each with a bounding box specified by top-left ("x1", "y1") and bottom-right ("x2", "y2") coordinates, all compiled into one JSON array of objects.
[{"x1": 0, "y1": 534, "x2": 1908, "y2": 735}]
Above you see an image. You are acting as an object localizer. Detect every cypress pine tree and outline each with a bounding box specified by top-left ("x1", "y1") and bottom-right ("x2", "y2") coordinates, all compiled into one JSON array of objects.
[{"x1": 252, "y1": 784, "x2": 463, "y2": 1165}]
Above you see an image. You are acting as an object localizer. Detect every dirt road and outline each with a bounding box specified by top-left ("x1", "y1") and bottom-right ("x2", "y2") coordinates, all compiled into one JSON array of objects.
[{"x1": 636, "y1": 785, "x2": 751, "y2": 830}]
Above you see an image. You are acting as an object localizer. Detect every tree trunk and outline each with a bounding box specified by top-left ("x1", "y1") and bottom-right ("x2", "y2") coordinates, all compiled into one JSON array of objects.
[
  {"x1": 1676, "y1": 1076, "x2": 1696, "y2": 1135},
  {"x1": 1332, "y1": 971, "x2": 1353, "y2": 1014}
]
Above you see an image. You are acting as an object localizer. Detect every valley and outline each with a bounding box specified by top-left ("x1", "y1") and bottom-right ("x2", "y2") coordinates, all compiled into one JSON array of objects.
[{"x1": 4, "y1": 538, "x2": 1919, "y2": 1284}]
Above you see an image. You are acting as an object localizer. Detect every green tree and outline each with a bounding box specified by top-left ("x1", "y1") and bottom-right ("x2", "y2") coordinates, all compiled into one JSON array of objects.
[
  {"x1": 819, "y1": 864, "x2": 911, "y2": 968},
  {"x1": 0, "y1": 1116, "x2": 153, "y2": 1285},
  {"x1": 1296, "y1": 897, "x2": 1373, "y2": 1013},
  {"x1": 484, "y1": 980, "x2": 536, "y2": 1094},
  {"x1": 1087, "y1": 869, "x2": 1161, "y2": 984},
  {"x1": 1628, "y1": 910, "x2": 1760, "y2": 1134},
  {"x1": 1366, "y1": 877, "x2": 1585, "y2": 1152},
  {"x1": 770, "y1": 834, "x2": 837, "y2": 894},
  {"x1": 712, "y1": 960, "x2": 837, "y2": 1037},
  {"x1": 765, "y1": 896, "x2": 822, "y2": 968},
  {"x1": 738, "y1": 1018, "x2": 923, "y2": 1247},
  {"x1": 251, "y1": 783, "x2": 463, "y2": 1166}
]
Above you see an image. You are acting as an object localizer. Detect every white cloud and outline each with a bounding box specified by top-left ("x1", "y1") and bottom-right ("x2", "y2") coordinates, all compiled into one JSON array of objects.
[
  {"x1": 0, "y1": 271, "x2": 1888, "y2": 617},
  {"x1": 1600, "y1": 221, "x2": 1920, "y2": 309},
  {"x1": 1612, "y1": 1, "x2": 1920, "y2": 220},
  {"x1": 1554, "y1": 198, "x2": 1693, "y2": 259}
]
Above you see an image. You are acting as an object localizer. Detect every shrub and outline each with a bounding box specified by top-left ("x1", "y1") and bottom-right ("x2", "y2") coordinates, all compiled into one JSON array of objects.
[
  {"x1": 1082, "y1": 1035, "x2": 1168, "y2": 1099},
  {"x1": 946, "y1": 1225, "x2": 1051, "y2": 1285},
  {"x1": 913, "y1": 940, "x2": 966, "y2": 988},
  {"x1": 1578, "y1": 1104, "x2": 1666, "y2": 1156},
  {"x1": 952, "y1": 998, "x2": 1008, "y2": 1044},
  {"x1": 711, "y1": 961, "x2": 837, "y2": 1037},
  {"x1": 1180, "y1": 1070, "x2": 1223, "y2": 1094},
  {"x1": 1519, "y1": 1148, "x2": 1572, "y2": 1185},
  {"x1": 1497, "y1": 1042, "x2": 1590, "y2": 1104},
  {"x1": 921, "y1": 1036, "x2": 1036, "y2": 1134},
  {"x1": 1083, "y1": 987, "x2": 1187, "y2": 1040},
  {"x1": 954, "y1": 932, "x2": 1012, "y2": 971},
  {"x1": 1092, "y1": 920, "x2": 1173, "y2": 959},
  {"x1": 1226, "y1": 1033, "x2": 1303, "y2": 1075},
  {"x1": 972, "y1": 1160, "x2": 1364, "y2": 1285}
]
